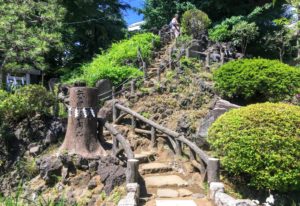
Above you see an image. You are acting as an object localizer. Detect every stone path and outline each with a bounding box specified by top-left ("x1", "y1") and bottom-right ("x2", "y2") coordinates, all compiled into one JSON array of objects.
[
  {"x1": 105, "y1": 40, "x2": 214, "y2": 206},
  {"x1": 144, "y1": 175, "x2": 188, "y2": 188},
  {"x1": 135, "y1": 148, "x2": 213, "y2": 206},
  {"x1": 156, "y1": 200, "x2": 197, "y2": 206}
]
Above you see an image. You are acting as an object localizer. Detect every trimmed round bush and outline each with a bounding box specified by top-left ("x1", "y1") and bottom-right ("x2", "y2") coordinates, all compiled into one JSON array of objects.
[
  {"x1": 208, "y1": 103, "x2": 300, "y2": 191},
  {"x1": 213, "y1": 58, "x2": 300, "y2": 103},
  {"x1": 182, "y1": 9, "x2": 211, "y2": 38}
]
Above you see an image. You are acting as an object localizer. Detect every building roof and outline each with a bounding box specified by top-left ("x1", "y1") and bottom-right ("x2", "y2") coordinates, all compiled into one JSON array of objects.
[
  {"x1": 6, "y1": 69, "x2": 41, "y2": 75},
  {"x1": 128, "y1": 21, "x2": 145, "y2": 31}
]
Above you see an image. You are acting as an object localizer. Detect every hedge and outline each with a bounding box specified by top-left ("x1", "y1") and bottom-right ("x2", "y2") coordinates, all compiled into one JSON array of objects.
[
  {"x1": 213, "y1": 58, "x2": 300, "y2": 103},
  {"x1": 208, "y1": 103, "x2": 300, "y2": 191}
]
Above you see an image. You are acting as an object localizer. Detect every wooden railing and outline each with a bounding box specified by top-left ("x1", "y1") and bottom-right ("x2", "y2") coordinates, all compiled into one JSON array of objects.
[
  {"x1": 103, "y1": 122, "x2": 139, "y2": 184},
  {"x1": 113, "y1": 103, "x2": 220, "y2": 183}
]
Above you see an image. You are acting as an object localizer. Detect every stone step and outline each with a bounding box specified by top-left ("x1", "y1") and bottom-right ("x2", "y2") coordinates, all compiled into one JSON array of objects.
[
  {"x1": 144, "y1": 175, "x2": 188, "y2": 188},
  {"x1": 157, "y1": 188, "x2": 193, "y2": 198},
  {"x1": 134, "y1": 151, "x2": 156, "y2": 163},
  {"x1": 140, "y1": 162, "x2": 173, "y2": 175},
  {"x1": 156, "y1": 200, "x2": 197, "y2": 206},
  {"x1": 148, "y1": 67, "x2": 159, "y2": 71}
]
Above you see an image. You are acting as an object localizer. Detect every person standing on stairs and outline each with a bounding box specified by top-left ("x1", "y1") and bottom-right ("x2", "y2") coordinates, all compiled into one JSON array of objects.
[{"x1": 170, "y1": 14, "x2": 180, "y2": 38}]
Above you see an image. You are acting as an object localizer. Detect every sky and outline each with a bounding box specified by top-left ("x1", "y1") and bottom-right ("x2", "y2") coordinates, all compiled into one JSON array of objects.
[{"x1": 122, "y1": 0, "x2": 144, "y2": 26}]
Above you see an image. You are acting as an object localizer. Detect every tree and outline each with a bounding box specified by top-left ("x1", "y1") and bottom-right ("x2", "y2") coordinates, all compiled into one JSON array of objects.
[
  {"x1": 264, "y1": 18, "x2": 294, "y2": 61},
  {"x1": 273, "y1": 0, "x2": 300, "y2": 58},
  {"x1": 141, "y1": 0, "x2": 178, "y2": 30},
  {"x1": 287, "y1": 0, "x2": 300, "y2": 58},
  {"x1": 209, "y1": 16, "x2": 244, "y2": 43},
  {"x1": 181, "y1": 9, "x2": 211, "y2": 39},
  {"x1": 0, "y1": 0, "x2": 65, "y2": 85},
  {"x1": 141, "y1": 0, "x2": 279, "y2": 30},
  {"x1": 60, "y1": 0, "x2": 128, "y2": 67},
  {"x1": 60, "y1": 87, "x2": 107, "y2": 159},
  {"x1": 231, "y1": 21, "x2": 259, "y2": 55}
]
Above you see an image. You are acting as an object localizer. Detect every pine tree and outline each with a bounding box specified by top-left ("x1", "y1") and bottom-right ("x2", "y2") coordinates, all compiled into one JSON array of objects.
[{"x1": 0, "y1": 0, "x2": 65, "y2": 87}]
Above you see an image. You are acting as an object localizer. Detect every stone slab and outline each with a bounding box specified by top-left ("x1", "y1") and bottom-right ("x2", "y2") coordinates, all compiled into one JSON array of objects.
[
  {"x1": 141, "y1": 163, "x2": 172, "y2": 174},
  {"x1": 144, "y1": 175, "x2": 188, "y2": 188},
  {"x1": 157, "y1": 189, "x2": 179, "y2": 198},
  {"x1": 156, "y1": 200, "x2": 197, "y2": 206},
  {"x1": 178, "y1": 188, "x2": 193, "y2": 197},
  {"x1": 134, "y1": 151, "x2": 156, "y2": 163}
]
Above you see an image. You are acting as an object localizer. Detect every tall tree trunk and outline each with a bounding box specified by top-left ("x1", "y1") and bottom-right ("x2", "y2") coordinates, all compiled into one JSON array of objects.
[
  {"x1": 60, "y1": 86, "x2": 107, "y2": 159},
  {"x1": 0, "y1": 68, "x2": 2, "y2": 90},
  {"x1": 297, "y1": 24, "x2": 300, "y2": 59},
  {"x1": 0, "y1": 56, "x2": 8, "y2": 90},
  {"x1": 279, "y1": 48, "x2": 284, "y2": 62}
]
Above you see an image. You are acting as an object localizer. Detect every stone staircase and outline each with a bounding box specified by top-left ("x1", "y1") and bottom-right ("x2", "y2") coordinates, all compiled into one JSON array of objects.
[
  {"x1": 106, "y1": 39, "x2": 215, "y2": 205},
  {"x1": 133, "y1": 148, "x2": 213, "y2": 206},
  {"x1": 140, "y1": 43, "x2": 171, "y2": 89}
]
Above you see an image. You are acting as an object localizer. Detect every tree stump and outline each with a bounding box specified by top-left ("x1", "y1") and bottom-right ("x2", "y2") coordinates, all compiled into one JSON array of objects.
[{"x1": 60, "y1": 86, "x2": 107, "y2": 159}]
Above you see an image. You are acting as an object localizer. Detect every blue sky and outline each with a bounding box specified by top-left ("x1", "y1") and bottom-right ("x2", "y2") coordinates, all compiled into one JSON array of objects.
[{"x1": 122, "y1": 0, "x2": 144, "y2": 25}]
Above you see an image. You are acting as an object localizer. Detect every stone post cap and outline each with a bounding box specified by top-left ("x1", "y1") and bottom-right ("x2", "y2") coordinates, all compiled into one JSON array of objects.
[{"x1": 210, "y1": 182, "x2": 225, "y2": 191}]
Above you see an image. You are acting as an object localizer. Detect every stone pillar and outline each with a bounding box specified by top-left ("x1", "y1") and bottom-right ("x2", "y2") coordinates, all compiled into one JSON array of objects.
[
  {"x1": 26, "y1": 73, "x2": 30, "y2": 85},
  {"x1": 207, "y1": 158, "x2": 220, "y2": 183},
  {"x1": 60, "y1": 86, "x2": 107, "y2": 159}
]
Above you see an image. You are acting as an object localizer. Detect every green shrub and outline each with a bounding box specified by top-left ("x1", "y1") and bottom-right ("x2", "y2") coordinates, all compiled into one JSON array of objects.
[
  {"x1": 214, "y1": 58, "x2": 300, "y2": 103},
  {"x1": 208, "y1": 103, "x2": 300, "y2": 192},
  {"x1": 175, "y1": 34, "x2": 193, "y2": 47},
  {"x1": 209, "y1": 16, "x2": 243, "y2": 42},
  {"x1": 0, "y1": 85, "x2": 55, "y2": 122},
  {"x1": 0, "y1": 89, "x2": 9, "y2": 102},
  {"x1": 65, "y1": 33, "x2": 159, "y2": 86},
  {"x1": 182, "y1": 9, "x2": 211, "y2": 38}
]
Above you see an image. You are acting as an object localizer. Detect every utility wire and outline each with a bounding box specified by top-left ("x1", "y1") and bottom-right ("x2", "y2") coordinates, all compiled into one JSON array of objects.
[{"x1": 63, "y1": 16, "x2": 121, "y2": 25}]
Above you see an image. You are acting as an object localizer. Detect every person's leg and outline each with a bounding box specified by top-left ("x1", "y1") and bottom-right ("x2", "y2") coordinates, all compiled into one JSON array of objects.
[{"x1": 175, "y1": 30, "x2": 179, "y2": 38}]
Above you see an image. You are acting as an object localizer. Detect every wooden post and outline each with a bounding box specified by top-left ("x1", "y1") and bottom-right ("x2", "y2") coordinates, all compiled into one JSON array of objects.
[
  {"x1": 205, "y1": 51, "x2": 210, "y2": 68},
  {"x1": 207, "y1": 158, "x2": 220, "y2": 183},
  {"x1": 112, "y1": 135, "x2": 118, "y2": 156},
  {"x1": 130, "y1": 80, "x2": 135, "y2": 96},
  {"x1": 157, "y1": 68, "x2": 161, "y2": 82},
  {"x1": 151, "y1": 127, "x2": 156, "y2": 148},
  {"x1": 143, "y1": 62, "x2": 147, "y2": 80},
  {"x1": 112, "y1": 86, "x2": 117, "y2": 122},
  {"x1": 131, "y1": 116, "x2": 137, "y2": 132},
  {"x1": 169, "y1": 47, "x2": 173, "y2": 69},
  {"x1": 221, "y1": 51, "x2": 225, "y2": 65},
  {"x1": 175, "y1": 139, "x2": 182, "y2": 156},
  {"x1": 126, "y1": 159, "x2": 139, "y2": 183},
  {"x1": 186, "y1": 48, "x2": 190, "y2": 58},
  {"x1": 189, "y1": 147, "x2": 196, "y2": 161}
]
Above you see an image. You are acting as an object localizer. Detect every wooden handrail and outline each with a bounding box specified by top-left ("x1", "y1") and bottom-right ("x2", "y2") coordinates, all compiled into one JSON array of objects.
[
  {"x1": 115, "y1": 103, "x2": 179, "y2": 137},
  {"x1": 115, "y1": 103, "x2": 210, "y2": 164},
  {"x1": 104, "y1": 122, "x2": 134, "y2": 159},
  {"x1": 177, "y1": 135, "x2": 209, "y2": 164},
  {"x1": 114, "y1": 103, "x2": 220, "y2": 182}
]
